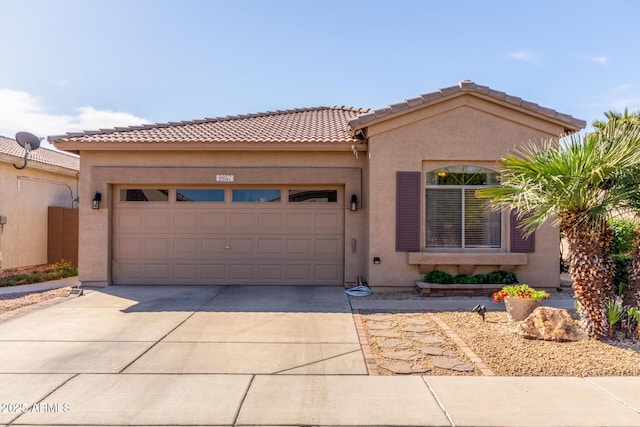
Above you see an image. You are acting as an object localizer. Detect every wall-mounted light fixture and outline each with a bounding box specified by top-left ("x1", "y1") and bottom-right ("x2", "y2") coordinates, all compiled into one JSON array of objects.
[
  {"x1": 92, "y1": 192, "x2": 102, "y2": 210},
  {"x1": 350, "y1": 194, "x2": 358, "y2": 211}
]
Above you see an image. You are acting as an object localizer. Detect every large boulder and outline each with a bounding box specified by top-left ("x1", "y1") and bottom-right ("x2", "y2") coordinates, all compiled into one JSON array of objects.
[{"x1": 515, "y1": 307, "x2": 586, "y2": 342}]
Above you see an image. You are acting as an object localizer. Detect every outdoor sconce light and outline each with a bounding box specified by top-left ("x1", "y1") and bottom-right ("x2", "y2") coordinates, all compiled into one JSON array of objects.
[
  {"x1": 472, "y1": 304, "x2": 487, "y2": 321},
  {"x1": 92, "y1": 192, "x2": 102, "y2": 210},
  {"x1": 350, "y1": 194, "x2": 358, "y2": 211}
]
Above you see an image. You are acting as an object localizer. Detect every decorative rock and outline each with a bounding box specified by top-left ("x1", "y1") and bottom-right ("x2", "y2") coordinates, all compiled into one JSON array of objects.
[
  {"x1": 419, "y1": 347, "x2": 457, "y2": 357},
  {"x1": 367, "y1": 321, "x2": 397, "y2": 330},
  {"x1": 409, "y1": 335, "x2": 444, "y2": 344},
  {"x1": 405, "y1": 318, "x2": 429, "y2": 325},
  {"x1": 380, "y1": 351, "x2": 424, "y2": 361},
  {"x1": 380, "y1": 362, "x2": 431, "y2": 374},
  {"x1": 515, "y1": 307, "x2": 587, "y2": 342},
  {"x1": 377, "y1": 339, "x2": 413, "y2": 349},
  {"x1": 401, "y1": 326, "x2": 435, "y2": 333},
  {"x1": 368, "y1": 331, "x2": 402, "y2": 338},
  {"x1": 432, "y1": 357, "x2": 475, "y2": 372}
]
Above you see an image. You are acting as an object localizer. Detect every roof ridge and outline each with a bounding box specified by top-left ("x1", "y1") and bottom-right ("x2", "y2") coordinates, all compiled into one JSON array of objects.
[
  {"x1": 49, "y1": 105, "x2": 370, "y2": 141},
  {"x1": 348, "y1": 80, "x2": 586, "y2": 131}
]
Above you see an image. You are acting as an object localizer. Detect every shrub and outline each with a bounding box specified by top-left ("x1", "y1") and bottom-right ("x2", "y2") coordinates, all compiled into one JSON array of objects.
[
  {"x1": 424, "y1": 270, "x2": 518, "y2": 285},
  {"x1": 609, "y1": 218, "x2": 638, "y2": 254},
  {"x1": 423, "y1": 270, "x2": 454, "y2": 284},
  {"x1": 612, "y1": 253, "x2": 631, "y2": 296}
]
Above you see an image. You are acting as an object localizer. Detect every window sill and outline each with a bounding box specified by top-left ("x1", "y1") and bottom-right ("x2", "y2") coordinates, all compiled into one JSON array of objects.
[{"x1": 408, "y1": 252, "x2": 527, "y2": 275}]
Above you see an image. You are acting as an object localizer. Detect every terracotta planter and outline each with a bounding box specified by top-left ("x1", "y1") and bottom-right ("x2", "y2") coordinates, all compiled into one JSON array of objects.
[{"x1": 504, "y1": 297, "x2": 541, "y2": 322}]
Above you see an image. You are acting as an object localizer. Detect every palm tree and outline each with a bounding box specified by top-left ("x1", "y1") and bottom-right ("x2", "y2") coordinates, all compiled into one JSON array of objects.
[
  {"x1": 477, "y1": 122, "x2": 640, "y2": 338},
  {"x1": 593, "y1": 108, "x2": 640, "y2": 131}
]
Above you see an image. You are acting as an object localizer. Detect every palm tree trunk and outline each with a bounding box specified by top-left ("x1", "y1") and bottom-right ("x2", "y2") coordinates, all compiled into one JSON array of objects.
[
  {"x1": 624, "y1": 229, "x2": 640, "y2": 307},
  {"x1": 561, "y1": 214, "x2": 614, "y2": 338}
]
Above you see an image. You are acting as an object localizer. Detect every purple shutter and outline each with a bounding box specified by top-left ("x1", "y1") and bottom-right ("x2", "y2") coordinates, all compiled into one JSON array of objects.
[
  {"x1": 396, "y1": 171, "x2": 421, "y2": 252},
  {"x1": 510, "y1": 210, "x2": 535, "y2": 253}
]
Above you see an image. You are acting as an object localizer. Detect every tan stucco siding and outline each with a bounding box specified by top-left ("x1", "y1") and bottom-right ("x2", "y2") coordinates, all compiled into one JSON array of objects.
[
  {"x1": 0, "y1": 161, "x2": 78, "y2": 270},
  {"x1": 366, "y1": 96, "x2": 565, "y2": 289},
  {"x1": 76, "y1": 149, "x2": 367, "y2": 286}
]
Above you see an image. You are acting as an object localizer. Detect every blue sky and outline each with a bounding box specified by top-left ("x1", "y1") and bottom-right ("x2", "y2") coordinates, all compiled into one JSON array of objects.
[{"x1": 1, "y1": 0, "x2": 639, "y2": 148}]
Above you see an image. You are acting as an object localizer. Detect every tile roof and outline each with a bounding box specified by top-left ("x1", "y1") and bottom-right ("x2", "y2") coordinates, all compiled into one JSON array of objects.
[
  {"x1": 0, "y1": 136, "x2": 79, "y2": 171},
  {"x1": 347, "y1": 80, "x2": 586, "y2": 132},
  {"x1": 49, "y1": 106, "x2": 370, "y2": 145}
]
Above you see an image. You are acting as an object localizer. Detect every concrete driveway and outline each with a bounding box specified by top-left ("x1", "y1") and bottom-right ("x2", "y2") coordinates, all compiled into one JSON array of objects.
[{"x1": 0, "y1": 285, "x2": 366, "y2": 375}]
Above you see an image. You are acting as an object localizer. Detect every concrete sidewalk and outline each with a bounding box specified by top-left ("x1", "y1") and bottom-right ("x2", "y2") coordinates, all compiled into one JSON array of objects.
[{"x1": 0, "y1": 284, "x2": 638, "y2": 426}]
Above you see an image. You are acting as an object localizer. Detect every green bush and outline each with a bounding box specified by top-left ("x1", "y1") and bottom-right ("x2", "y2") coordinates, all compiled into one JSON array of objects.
[
  {"x1": 423, "y1": 270, "x2": 454, "y2": 284},
  {"x1": 612, "y1": 253, "x2": 632, "y2": 296},
  {"x1": 0, "y1": 260, "x2": 78, "y2": 288},
  {"x1": 609, "y1": 218, "x2": 638, "y2": 254},
  {"x1": 424, "y1": 270, "x2": 518, "y2": 284}
]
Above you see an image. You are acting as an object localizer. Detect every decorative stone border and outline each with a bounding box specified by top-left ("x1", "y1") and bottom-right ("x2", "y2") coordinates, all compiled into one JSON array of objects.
[{"x1": 352, "y1": 311, "x2": 379, "y2": 375}]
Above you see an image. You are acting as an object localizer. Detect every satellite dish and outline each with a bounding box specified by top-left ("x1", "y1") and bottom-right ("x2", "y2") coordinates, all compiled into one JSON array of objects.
[{"x1": 13, "y1": 131, "x2": 42, "y2": 170}]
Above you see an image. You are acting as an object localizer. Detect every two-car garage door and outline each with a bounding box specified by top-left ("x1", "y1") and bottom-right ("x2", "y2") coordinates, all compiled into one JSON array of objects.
[{"x1": 112, "y1": 186, "x2": 344, "y2": 285}]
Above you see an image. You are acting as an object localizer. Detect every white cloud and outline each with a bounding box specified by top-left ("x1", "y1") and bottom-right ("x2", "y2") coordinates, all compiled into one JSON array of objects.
[
  {"x1": 590, "y1": 56, "x2": 608, "y2": 65},
  {"x1": 507, "y1": 50, "x2": 541, "y2": 65},
  {"x1": 0, "y1": 88, "x2": 148, "y2": 148},
  {"x1": 56, "y1": 79, "x2": 69, "y2": 87}
]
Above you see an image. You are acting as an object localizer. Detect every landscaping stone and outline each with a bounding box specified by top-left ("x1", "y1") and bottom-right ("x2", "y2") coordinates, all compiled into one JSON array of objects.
[
  {"x1": 401, "y1": 326, "x2": 435, "y2": 333},
  {"x1": 409, "y1": 335, "x2": 444, "y2": 344},
  {"x1": 515, "y1": 307, "x2": 587, "y2": 342},
  {"x1": 367, "y1": 321, "x2": 397, "y2": 330},
  {"x1": 368, "y1": 331, "x2": 402, "y2": 338},
  {"x1": 405, "y1": 318, "x2": 429, "y2": 325},
  {"x1": 419, "y1": 347, "x2": 457, "y2": 357},
  {"x1": 432, "y1": 357, "x2": 475, "y2": 372},
  {"x1": 380, "y1": 351, "x2": 424, "y2": 361},
  {"x1": 376, "y1": 339, "x2": 413, "y2": 350},
  {"x1": 380, "y1": 361, "x2": 431, "y2": 374}
]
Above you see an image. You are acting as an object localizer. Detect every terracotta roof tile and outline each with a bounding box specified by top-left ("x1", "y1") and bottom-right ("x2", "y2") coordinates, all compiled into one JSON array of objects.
[
  {"x1": 49, "y1": 106, "x2": 370, "y2": 145},
  {"x1": 0, "y1": 136, "x2": 79, "y2": 171},
  {"x1": 348, "y1": 80, "x2": 586, "y2": 132}
]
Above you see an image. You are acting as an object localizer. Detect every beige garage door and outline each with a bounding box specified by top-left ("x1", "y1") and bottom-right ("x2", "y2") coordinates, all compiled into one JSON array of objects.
[{"x1": 112, "y1": 186, "x2": 344, "y2": 285}]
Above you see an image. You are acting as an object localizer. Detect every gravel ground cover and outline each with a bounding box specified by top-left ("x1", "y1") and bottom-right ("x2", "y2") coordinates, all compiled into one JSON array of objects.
[
  {"x1": 360, "y1": 307, "x2": 640, "y2": 376},
  {"x1": 0, "y1": 288, "x2": 71, "y2": 316}
]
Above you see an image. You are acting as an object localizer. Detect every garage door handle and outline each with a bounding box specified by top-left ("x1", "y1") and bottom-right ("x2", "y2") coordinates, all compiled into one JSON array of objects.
[{"x1": 225, "y1": 246, "x2": 231, "y2": 249}]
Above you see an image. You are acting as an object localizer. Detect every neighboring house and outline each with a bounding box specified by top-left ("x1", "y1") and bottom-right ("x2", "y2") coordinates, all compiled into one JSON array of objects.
[
  {"x1": 0, "y1": 136, "x2": 79, "y2": 271},
  {"x1": 50, "y1": 81, "x2": 584, "y2": 290}
]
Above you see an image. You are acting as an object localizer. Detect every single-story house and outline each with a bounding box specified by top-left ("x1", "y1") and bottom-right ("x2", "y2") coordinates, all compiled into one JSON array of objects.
[
  {"x1": 0, "y1": 136, "x2": 79, "y2": 271},
  {"x1": 50, "y1": 81, "x2": 585, "y2": 290}
]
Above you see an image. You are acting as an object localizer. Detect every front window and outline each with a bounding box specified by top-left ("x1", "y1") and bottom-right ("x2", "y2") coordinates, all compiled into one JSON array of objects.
[{"x1": 425, "y1": 166, "x2": 500, "y2": 248}]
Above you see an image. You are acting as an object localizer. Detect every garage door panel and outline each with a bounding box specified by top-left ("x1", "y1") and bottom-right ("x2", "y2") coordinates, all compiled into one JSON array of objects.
[
  {"x1": 230, "y1": 264, "x2": 255, "y2": 280},
  {"x1": 258, "y1": 264, "x2": 283, "y2": 280},
  {"x1": 144, "y1": 213, "x2": 171, "y2": 230},
  {"x1": 229, "y1": 238, "x2": 255, "y2": 255},
  {"x1": 202, "y1": 213, "x2": 227, "y2": 231},
  {"x1": 174, "y1": 264, "x2": 198, "y2": 280},
  {"x1": 230, "y1": 213, "x2": 255, "y2": 231},
  {"x1": 258, "y1": 212, "x2": 283, "y2": 231},
  {"x1": 144, "y1": 264, "x2": 170, "y2": 280},
  {"x1": 174, "y1": 238, "x2": 200, "y2": 257},
  {"x1": 315, "y1": 264, "x2": 340, "y2": 281},
  {"x1": 315, "y1": 239, "x2": 341, "y2": 257},
  {"x1": 115, "y1": 238, "x2": 144, "y2": 258},
  {"x1": 145, "y1": 238, "x2": 170, "y2": 257},
  {"x1": 286, "y1": 213, "x2": 312, "y2": 231},
  {"x1": 174, "y1": 212, "x2": 200, "y2": 230},
  {"x1": 202, "y1": 264, "x2": 227, "y2": 280},
  {"x1": 258, "y1": 239, "x2": 283, "y2": 255},
  {"x1": 116, "y1": 211, "x2": 144, "y2": 229},
  {"x1": 286, "y1": 239, "x2": 312, "y2": 256},
  {"x1": 315, "y1": 213, "x2": 341, "y2": 232},
  {"x1": 114, "y1": 263, "x2": 144, "y2": 281},
  {"x1": 286, "y1": 264, "x2": 311, "y2": 281}
]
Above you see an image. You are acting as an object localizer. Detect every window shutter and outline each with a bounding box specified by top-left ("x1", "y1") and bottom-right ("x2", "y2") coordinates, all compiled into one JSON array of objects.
[
  {"x1": 510, "y1": 210, "x2": 535, "y2": 253},
  {"x1": 396, "y1": 172, "x2": 421, "y2": 251}
]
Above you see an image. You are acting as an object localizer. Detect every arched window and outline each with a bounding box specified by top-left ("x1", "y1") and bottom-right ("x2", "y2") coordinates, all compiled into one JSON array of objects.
[{"x1": 425, "y1": 166, "x2": 501, "y2": 249}]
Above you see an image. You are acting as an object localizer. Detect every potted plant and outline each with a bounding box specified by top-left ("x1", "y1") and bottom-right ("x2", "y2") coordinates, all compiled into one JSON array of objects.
[{"x1": 492, "y1": 284, "x2": 549, "y2": 322}]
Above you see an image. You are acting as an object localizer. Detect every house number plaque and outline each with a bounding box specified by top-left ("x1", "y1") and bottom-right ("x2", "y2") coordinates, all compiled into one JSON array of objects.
[{"x1": 216, "y1": 174, "x2": 235, "y2": 182}]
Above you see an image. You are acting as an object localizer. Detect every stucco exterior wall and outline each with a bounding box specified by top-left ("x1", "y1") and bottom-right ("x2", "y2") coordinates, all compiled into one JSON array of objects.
[
  {"x1": 366, "y1": 95, "x2": 566, "y2": 289},
  {"x1": 76, "y1": 149, "x2": 367, "y2": 286},
  {"x1": 0, "y1": 161, "x2": 78, "y2": 271}
]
